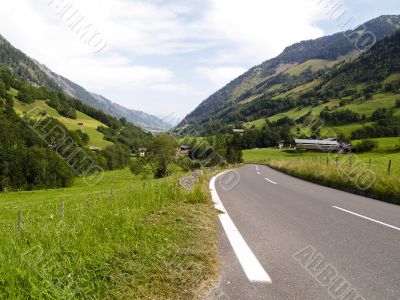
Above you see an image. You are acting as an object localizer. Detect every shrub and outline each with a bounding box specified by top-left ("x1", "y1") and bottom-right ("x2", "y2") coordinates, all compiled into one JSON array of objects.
[
  {"x1": 130, "y1": 158, "x2": 147, "y2": 175},
  {"x1": 354, "y1": 139, "x2": 378, "y2": 153}
]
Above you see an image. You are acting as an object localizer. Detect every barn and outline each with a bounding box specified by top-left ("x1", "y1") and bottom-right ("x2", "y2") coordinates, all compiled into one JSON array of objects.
[{"x1": 295, "y1": 139, "x2": 341, "y2": 152}]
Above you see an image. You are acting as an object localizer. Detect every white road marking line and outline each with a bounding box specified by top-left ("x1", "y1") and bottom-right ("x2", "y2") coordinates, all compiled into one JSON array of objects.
[
  {"x1": 333, "y1": 206, "x2": 400, "y2": 231},
  {"x1": 257, "y1": 172, "x2": 260, "y2": 175},
  {"x1": 264, "y1": 177, "x2": 277, "y2": 185},
  {"x1": 210, "y1": 172, "x2": 272, "y2": 283}
]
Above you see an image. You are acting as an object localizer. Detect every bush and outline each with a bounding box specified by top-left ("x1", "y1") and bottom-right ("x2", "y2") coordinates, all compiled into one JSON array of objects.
[
  {"x1": 130, "y1": 158, "x2": 147, "y2": 175},
  {"x1": 354, "y1": 139, "x2": 378, "y2": 153}
]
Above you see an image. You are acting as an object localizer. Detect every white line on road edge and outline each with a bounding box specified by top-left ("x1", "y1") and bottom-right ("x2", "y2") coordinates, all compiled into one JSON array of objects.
[
  {"x1": 210, "y1": 171, "x2": 272, "y2": 283},
  {"x1": 256, "y1": 165, "x2": 260, "y2": 175},
  {"x1": 333, "y1": 206, "x2": 400, "y2": 231},
  {"x1": 264, "y1": 177, "x2": 277, "y2": 185}
]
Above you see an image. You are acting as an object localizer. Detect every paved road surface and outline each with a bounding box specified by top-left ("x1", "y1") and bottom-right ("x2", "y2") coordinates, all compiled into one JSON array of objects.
[{"x1": 210, "y1": 165, "x2": 400, "y2": 300}]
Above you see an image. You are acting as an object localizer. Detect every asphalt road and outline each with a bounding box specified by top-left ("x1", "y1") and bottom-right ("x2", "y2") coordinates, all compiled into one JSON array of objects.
[{"x1": 210, "y1": 164, "x2": 400, "y2": 300}]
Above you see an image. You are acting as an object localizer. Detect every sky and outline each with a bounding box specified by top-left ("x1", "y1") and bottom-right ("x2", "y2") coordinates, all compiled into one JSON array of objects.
[{"x1": 0, "y1": 0, "x2": 399, "y2": 120}]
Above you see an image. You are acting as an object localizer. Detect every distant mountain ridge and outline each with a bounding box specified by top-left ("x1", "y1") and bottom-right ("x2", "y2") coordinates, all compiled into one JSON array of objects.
[
  {"x1": 0, "y1": 34, "x2": 171, "y2": 131},
  {"x1": 177, "y1": 15, "x2": 400, "y2": 134}
]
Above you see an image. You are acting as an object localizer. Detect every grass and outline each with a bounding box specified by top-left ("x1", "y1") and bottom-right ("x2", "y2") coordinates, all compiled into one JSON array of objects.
[
  {"x1": 244, "y1": 146, "x2": 400, "y2": 204},
  {"x1": 338, "y1": 93, "x2": 399, "y2": 117},
  {"x1": 284, "y1": 52, "x2": 359, "y2": 77},
  {"x1": 0, "y1": 168, "x2": 218, "y2": 299},
  {"x1": 266, "y1": 157, "x2": 400, "y2": 204},
  {"x1": 13, "y1": 99, "x2": 113, "y2": 149},
  {"x1": 352, "y1": 137, "x2": 400, "y2": 150},
  {"x1": 245, "y1": 100, "x2": 342, "y2": 128},
  {"x1": 245, "y1": 87, "x2": 399, "y2": 133},
  {"x1": 321, "y1": 121, "x2": 374, "y2": 137}
]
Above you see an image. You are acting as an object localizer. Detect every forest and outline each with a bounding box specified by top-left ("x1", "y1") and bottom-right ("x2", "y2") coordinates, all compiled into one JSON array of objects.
[{"x1": 0, "y1": 69, "x2": 152, "y2": 192}]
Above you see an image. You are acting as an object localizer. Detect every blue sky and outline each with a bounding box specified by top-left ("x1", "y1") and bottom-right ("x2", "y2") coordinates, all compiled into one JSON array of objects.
[{"x1": 1, "y1": 0, "x2": 399, "y2": 120}]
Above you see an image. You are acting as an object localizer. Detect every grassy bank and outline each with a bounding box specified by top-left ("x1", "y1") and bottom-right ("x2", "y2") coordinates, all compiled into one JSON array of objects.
[
  {"x1": 243, "y1": 144, "x2": 400, "y2": 204},
  {"x1": 265, "y1": 157, "x2": 400, "y2": 204},
  {"x1": 0, "y1": 169, "x2": 218, "y2": 299}
]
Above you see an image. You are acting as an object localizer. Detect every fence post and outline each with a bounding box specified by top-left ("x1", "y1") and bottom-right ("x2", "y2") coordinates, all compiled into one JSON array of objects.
[
  {"x1": 349, "y1": 154, "x2": 352, "y2": 168},
  {"x1": 18, "y1": 209, "x2": 22, "y2": 234},
  {"x1": 368, "y1": 159, "x2": 372, "y2": 169},
  {"x1": 336, "y1": 156, "x2": 339, "y2": 167},
  {"x1": 388, "y1": 160, "x2": 392, "y2": 175},
  {"x1": 326, "y1": 156, "x2": 329, "y2": 166},
  {"x1": 61, "y1": 202, "x2": 64, "y2": 221}
]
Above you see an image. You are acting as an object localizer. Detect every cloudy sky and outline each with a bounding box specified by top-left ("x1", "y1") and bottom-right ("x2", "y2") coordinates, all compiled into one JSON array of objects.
[{"x1": 1, "y1": 0, "x2": 399, "y2": 120}]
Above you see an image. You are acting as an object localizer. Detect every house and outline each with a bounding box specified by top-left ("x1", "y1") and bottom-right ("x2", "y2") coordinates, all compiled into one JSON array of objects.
[
  {"x1": 295, "y1": 139, "x2": 341, "y2": 152},
  {"x1": 138, "y1": 148, "x2": 147, "y2": 157},
  {"x1": 178, "y1": 145, "x2": 190, "y2": 156},
  {"x1": 278, "y1": 140, "x2": 293, "y2": 149},
  {"x1": 89, "y1": 146, "x2": 102, "y2": 152},
  {"x1": 233, "y1": 129, "x2": 245, "y2": 134}
]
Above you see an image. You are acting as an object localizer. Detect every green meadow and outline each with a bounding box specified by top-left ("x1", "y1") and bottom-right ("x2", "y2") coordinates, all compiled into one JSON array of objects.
[
  {"x1": 13, "y1": 99, "x2": 113, "y2": 149},
  {"x1": 243, "y1": 138, "x2": 400, "y2": 203},
  {"x1": 0, "y1": 168, "x2": 217, "y2": 299}
]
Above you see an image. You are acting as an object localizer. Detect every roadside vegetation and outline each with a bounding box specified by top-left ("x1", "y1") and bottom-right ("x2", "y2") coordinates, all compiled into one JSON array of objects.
[
  {"x1": 0, "y1": 168, "x2": 218, "y2": 299},
  {"x1": 243, "y1": 142, "x2": 400, "y2": 204}
]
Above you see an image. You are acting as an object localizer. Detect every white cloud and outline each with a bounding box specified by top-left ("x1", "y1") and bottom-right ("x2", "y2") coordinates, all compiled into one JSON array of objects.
[
  {"x1": 0, "y1": 0, "x2": 328, "y2": 117},
  {"x1": 204, "y1": 0, "x2": 326, "y2": 63},
  {"x1": 196, "y1": 66, "x2": 247, "y2": 89}
]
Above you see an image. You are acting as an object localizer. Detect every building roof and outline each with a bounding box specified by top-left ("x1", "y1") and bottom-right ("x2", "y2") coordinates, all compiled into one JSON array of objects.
[{"x1": 295, "y1": 139, "x2": 339, "y2": 145}]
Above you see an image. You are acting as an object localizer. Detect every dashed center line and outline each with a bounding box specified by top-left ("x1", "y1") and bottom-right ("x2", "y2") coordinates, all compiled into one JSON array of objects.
[
  {"x1": 264, "y1": 177, "x2": 277, "y2": 185},
  {"x1": 333, "y1": 206, "x2": 400, "y2": 231}
]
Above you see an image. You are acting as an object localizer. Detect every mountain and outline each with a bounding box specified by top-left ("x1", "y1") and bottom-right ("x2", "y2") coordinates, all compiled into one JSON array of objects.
[
  {"x1": 0, "y1": 34, "x2": 171, "y2": 132},
  {"x1": 0, "y1": 67, "x2": 153, "y2": 191},
  {"x1": 177, "y1": 15, "x2": 400, "y2": 135}
]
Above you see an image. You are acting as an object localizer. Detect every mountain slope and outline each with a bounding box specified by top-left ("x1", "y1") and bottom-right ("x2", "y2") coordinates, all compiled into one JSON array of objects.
[
  {"x1": 177, "y1": 15, "x2": 400, "y2": 134},
  {"x1": 181, "y1": 27, "x2": 400, "y2": 151},
  {"x1": 0, "y1": 34, "x2": 170, "y2": 131}
]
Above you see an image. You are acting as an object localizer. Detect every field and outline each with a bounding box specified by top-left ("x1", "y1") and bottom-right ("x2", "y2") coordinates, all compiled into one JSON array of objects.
[
  {"x1": 13, "y1": 99, "x2": 113, "y2": 149},
  {"x1": 0, "y1": 169, "x2": 217, "y2": 299},
  {"x1": 244, "y1": 90, "x2": 400, "y2": 138},
  {"x1": 243, "y1": 139, "x2": 400, "y2": 203}
]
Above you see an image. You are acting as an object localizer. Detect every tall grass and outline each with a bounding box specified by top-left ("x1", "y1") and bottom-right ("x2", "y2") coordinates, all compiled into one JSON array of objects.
[
  {"x1": 0, "y1": 170, "x2": 217, "y2": 299},
  {"x1": 266, "y1": 156, "x2": 400, "y2": 204}
]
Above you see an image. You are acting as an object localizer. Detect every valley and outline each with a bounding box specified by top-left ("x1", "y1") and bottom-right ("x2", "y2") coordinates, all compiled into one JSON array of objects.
[{"x1": 1, "y1": 9, "x2": 400, "y2": 300}]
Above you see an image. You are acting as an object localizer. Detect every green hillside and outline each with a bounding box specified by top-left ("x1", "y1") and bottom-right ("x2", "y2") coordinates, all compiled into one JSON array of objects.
[
  {"x1": 177, "y1": 15, "x2": 400, "y2": 136},
  {"x1": 246, "y1": 91, "x2": 400, "y2": 138},
  {"x1": 0, "y1": 34, "x2": 171, "y2": 132},
  {"x1": 14, "y1": 99, "x2": 113, "y2": 149},
  {"x1": 0, "y1": 69, "x2": 152, "y2": 192}
]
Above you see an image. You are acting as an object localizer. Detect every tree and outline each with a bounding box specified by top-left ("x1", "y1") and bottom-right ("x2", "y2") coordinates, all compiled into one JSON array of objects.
[
  {"x1": 146, "y1": 135, "x2": 178, "y2": 178},
  {"x1": 354, "y1": 139, "x2": 378, "y2": 153},
  {"x1": 130, "y1": 158, "x2": 147, "y2": 175}
]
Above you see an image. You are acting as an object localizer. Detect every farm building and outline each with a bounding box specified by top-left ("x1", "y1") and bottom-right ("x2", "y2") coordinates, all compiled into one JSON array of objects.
[
  {"x1": 89, "y1": 146, "x2": 102, "y2": 152},
  {"x1": 233, "y1": 129, "x2": 245, "y2": 133},
  {"x1": 138, "y1": 148, "x2": 147, "y2": 157},
  {"x1": 295, "y1": 139, "x2": 349, "y2": 153},
  {"x1": 178, "y1": 145, "x2": 190, "y2": 156}
]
